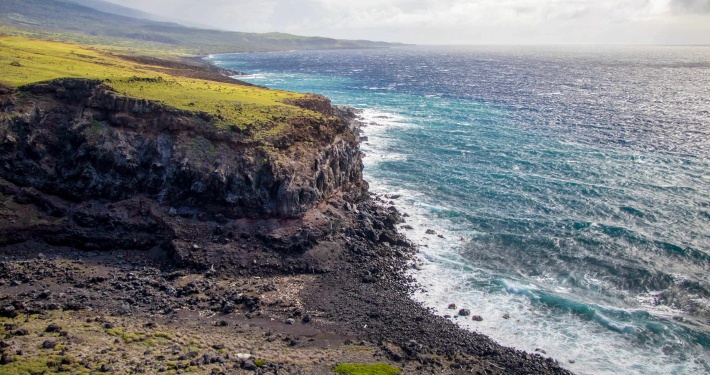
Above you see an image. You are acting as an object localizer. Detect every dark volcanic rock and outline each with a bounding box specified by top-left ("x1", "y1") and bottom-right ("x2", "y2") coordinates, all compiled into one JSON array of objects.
[
  {"x1": 41, "y1": 340, "x2": 57, "y2": 349},
  {"x1": 0, "y1": 353, "x2": 13, "y2": 365},
  {"x1": 0, "y1": 79, "x2": 366, "y2": 220},
  {"x1": 0, "y1": 305, "x2": 18, "y2": 318},
  {"x1": 45, "y1": 323, "x2": 62, "y2": 333},
  {"x1": 242, "y1": 360, "x2": 258, "y2": 371}
]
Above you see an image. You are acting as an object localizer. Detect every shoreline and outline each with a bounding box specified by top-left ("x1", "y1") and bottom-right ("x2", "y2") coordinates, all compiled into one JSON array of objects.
[
  {"x1": 0, "y1": 194, "x2": 571, "y2": 374},
  {"x1": 0, "y1": 55, "x2": 571, "y2": 374}
]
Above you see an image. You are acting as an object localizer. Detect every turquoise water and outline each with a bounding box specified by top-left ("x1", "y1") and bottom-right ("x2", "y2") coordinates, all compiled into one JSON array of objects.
[{"x1": 210, "y1": 46, "x2": 710, "y2": 374}]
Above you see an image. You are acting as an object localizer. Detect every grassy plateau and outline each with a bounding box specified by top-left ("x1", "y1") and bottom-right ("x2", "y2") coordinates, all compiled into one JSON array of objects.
[{"x1": 0, "y1": 36, "x2": 324, "y2": 141}]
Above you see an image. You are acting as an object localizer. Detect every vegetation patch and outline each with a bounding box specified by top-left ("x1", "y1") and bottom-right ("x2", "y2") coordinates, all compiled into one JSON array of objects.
[
  {"x1": 0, "y1": 352, "x2": 90, "y2": 375},
  {"x1": 105, "y1": 327, "x2": 145, "y2": 343},
  {"x1": 333, "y1": 363, "x2": 401, "y2": 375}
]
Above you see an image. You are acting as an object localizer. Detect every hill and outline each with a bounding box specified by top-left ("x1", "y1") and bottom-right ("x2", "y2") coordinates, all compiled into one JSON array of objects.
[
  {"x1": 0, "y1": 0, "x2": 400, "y2": 54},
  {"x1": 65, "y1": 0, "x2": 211, "y2": 28}
]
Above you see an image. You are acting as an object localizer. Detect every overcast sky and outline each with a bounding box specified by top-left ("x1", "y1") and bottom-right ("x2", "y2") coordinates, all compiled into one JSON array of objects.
[{"x1": 106, "y1": 0, "x2": 710, "y2": 45}]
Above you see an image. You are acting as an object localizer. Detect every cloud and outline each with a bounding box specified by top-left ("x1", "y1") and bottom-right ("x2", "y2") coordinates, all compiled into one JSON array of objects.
[
  {"x1": 273, "y1": 0, "x2": 679, "y2": 32},
  {"x1": 109, "y1": 0, "x2": 280, "y2": 32},
  {"x1": 670, "y1": 0, "x2": 710, "y2": 13},
  {"x1": 104, "y1": 0, "x2": 710, "y2": 44}
]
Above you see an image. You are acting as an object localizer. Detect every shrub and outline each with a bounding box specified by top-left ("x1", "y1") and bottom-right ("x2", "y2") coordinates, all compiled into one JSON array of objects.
[{"x1": 333, "y1": 363, "x2": 401, "y2": 375}]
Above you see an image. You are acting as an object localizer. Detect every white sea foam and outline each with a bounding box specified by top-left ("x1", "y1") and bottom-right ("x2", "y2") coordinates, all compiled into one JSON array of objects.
[
  {"x1": 358, "y1": 108, "x2": 416, "y2": 169},
  {"x1": 233, "y1": 73, "x2": 268, "y2": 80},
  {"x1": 358, "y1": 108, "x2": 412, "y2": 127},
  {"x1": 409, "y1": 256, "x2": 710, "y2": 375},
  {"x1": 357, "y1": 106, "x2": 710, "y2": 375}
]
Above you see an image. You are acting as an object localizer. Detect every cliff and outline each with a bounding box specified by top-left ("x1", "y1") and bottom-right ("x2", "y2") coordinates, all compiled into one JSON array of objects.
[{"x1": 0, "y1": 79, "x2": 365, "y2": 218}]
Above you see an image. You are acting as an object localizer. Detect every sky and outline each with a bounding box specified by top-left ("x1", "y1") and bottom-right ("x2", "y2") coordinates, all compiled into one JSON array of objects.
[{"x1": 105, "y1": 0, "x2": 710, "y2": 45}]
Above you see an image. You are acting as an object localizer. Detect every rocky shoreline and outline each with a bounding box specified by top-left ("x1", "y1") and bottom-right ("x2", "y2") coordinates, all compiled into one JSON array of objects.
[{"x1": 0, "y1": 68, "x2": 572, "y2": 374}]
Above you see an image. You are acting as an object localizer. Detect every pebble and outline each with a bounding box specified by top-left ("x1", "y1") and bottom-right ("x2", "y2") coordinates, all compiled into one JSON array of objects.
[
  {"x1": 13, "y1": 329, "x2": 29, "y2": 336},
  {"x1": 235, "y1": 353, "x2": 252, "y2": 360},
  {"x1": 45, "y1": 323, "x2": 62, "y2": 333},
  {"x1": 0, "y1": 354, "x2": 13, "y2": 365},
  {"x1": 242, "y1": 360, "x2": 258, "y2": 371},
  {"x1": 41, "y1": 340, "x2": 57, "y2": 349},
  {"x1": 99, "y1": 363, "x2": 113, "y2": 372},
  {"x1": 0, "y1": 305, "x2": 18, "y2": 318}
]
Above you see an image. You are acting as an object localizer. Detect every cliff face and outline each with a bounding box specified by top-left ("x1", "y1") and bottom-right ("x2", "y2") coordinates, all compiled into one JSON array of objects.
[{"x1": 0, "y1": 79, "x2": 366, "y2": 219}]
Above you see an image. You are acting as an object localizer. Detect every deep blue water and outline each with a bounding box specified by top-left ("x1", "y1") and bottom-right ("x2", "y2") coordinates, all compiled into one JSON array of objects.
[{"x1": 210, "y1": 46, "x2": 710, "y2": 374}]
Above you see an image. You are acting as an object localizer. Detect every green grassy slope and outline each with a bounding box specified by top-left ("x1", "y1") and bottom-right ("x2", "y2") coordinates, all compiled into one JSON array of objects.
[
  {"x1": 0, "y1": 36, "x2": 325, "y2": 141},
  {"x1": 0, "y1": 0, "x2": 400, "y2": 54}
]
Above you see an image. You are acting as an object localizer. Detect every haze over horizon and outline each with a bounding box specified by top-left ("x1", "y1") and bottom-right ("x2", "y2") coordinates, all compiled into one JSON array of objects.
[{"x1": 103, "y1": 0, "x2": 710, "y2": 45}]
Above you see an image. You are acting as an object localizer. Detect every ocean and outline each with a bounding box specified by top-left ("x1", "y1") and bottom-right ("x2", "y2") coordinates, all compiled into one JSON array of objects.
[{"x1": 209, "y1": 46, "x2": 710, "y2": 374}]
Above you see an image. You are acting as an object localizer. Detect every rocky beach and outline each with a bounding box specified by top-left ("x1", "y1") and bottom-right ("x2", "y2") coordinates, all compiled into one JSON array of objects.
[{"x1": 0, "y1": 58, "x2": 572, "y2": 374}]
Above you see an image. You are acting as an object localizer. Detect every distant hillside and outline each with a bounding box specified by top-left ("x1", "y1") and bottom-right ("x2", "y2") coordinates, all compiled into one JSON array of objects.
[
  {"x1": 0, "y1": 0, "x2": 400, "y2": 54},
  {"x1": 65, "y1": 0, "x2": 213, "y2": 29}
]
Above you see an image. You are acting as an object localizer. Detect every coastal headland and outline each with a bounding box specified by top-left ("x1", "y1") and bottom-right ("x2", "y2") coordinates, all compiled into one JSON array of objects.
[{"x1": 0, "y1": 37, "x2": 571, "y2": 374}]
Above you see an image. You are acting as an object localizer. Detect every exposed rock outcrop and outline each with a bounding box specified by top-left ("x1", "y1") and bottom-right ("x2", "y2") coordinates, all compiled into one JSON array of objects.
[{"x1": 0, "y1": 79, "x2": 366, "y2": 219}]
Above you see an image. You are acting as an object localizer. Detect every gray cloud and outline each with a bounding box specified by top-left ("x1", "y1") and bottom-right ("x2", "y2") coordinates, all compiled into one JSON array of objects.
[{"x1": 671, "y1": 0, "x2": 710, "y2": 13}]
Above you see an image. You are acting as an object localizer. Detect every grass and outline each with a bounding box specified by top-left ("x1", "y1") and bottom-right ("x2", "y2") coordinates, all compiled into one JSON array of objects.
[
  {"x1": 0, "y1": 36, "x2": 324, "y2": 140},
  {"x1": 0, "y1": 311, "x2": 209, "y2": 374},
  {"x1": 0, "y1": 355, "x2": 92, "y2": 375},
  {"x1": 105, "y1": 327, "x2": 144, "y2": 343},
  {"x1": 333, "y1": 363, "x2": 401, "y2": 375},
  {"x1": 0, "y1": 24, "x2": 193, "y2": 57}
]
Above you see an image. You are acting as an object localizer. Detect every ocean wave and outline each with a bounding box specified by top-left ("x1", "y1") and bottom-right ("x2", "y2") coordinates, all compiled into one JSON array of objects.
[{"x1": 212, "y1": 46, "x2": 710, "y2": 375}]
